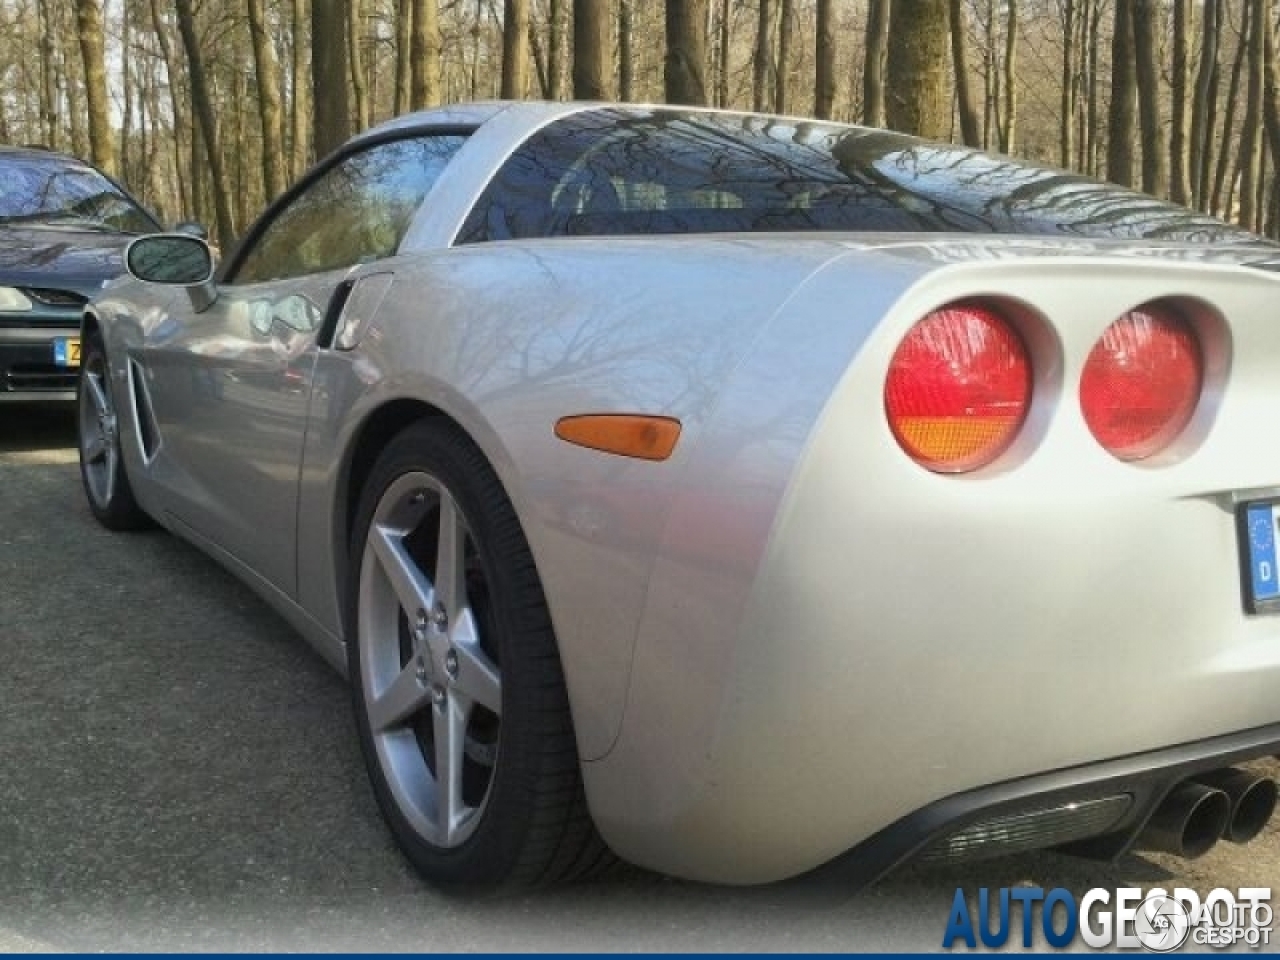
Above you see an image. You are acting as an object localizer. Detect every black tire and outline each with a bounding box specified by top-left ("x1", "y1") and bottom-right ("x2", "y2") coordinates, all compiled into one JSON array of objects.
[
  {"x1": 347, "y1": 419, "x2": 611, "y2": 892},
  {"x1": 77, "y1": 329, "x2": 151, "y2": 531}
]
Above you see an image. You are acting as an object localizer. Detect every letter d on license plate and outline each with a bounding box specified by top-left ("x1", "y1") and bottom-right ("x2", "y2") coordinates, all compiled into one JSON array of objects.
[{"x1": 1244, "y1": 502, "x2": 1280, "y2": 611}]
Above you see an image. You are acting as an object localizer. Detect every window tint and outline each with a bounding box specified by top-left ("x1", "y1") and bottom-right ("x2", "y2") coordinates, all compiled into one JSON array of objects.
[
  {"x1": 0, "y1": 153, "x2": 158, "y2": 234},
  {"x1": 233, "y1": 134, "x2": 466, "y2": 284},
  {"x1": 459, "y1": 109, "x2": 1256, "y2": 244}
]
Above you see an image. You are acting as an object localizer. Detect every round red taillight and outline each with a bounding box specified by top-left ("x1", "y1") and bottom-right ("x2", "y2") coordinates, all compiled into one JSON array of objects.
[
  {"x1": 884, "y1": 301, "x2": 1032, "y2": 473},
  {"x1": 1079, "y1": 305, "x2": 1202, "y2": 461}
]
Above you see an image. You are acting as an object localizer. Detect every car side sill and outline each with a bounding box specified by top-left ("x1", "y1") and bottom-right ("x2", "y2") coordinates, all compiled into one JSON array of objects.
[{"x1": 163, "y1": 511, "x2": 348, "y2": 676}]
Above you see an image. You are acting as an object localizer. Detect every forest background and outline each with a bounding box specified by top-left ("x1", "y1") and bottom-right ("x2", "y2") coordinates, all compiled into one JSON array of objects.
[{"x1": 0, "y1": 0, "x2": 1271, "y2": 249}]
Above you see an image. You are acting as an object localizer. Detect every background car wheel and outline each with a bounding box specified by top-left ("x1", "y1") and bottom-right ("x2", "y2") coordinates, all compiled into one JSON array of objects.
[
  {"x1": 347, "y1": 420, "x2": 612, "y2": 892},
  {"x1": 77, "y1": 331, "x2": 150, "y2": 531}
]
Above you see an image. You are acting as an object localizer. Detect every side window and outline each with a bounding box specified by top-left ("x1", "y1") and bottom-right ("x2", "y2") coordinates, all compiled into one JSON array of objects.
[{"x1": 232, "y1": 134, "x2": 466, "y2": 284}]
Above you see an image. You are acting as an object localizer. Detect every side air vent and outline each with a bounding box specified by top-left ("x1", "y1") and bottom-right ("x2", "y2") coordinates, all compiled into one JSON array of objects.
[{"x1": 128, "y1": 358, "x2": 161, "y2": 462}]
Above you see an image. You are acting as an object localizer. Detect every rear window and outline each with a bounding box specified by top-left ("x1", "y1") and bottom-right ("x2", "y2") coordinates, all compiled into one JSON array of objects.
[{"x1": 458, "y1": 108, "x2": 1255, "y2": 245}]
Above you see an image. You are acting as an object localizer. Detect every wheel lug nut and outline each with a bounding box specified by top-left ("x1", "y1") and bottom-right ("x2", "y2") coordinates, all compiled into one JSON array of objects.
[
  {"x1": 431, "y1": 685, "x2": 446, "y2": 705},
  {"x1": 431, "y1": 604, "x2": 448, "y2": 631},
  {"x1": 445, "y1": 649, "x2": 458, "y2": 678}
]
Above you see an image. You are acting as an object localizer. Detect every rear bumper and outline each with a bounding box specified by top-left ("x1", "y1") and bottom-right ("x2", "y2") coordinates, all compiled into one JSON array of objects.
[
  {"x1": 0, "y1": 325, "x2": 79, "y2": 397},
  {"x1": 829, "y1": 722, "x2": 1280, "y2": 887}
]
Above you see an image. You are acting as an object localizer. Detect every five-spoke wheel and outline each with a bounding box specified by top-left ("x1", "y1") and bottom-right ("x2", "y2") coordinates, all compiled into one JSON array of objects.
[
  {"x1": 77, "y1": 331, "x2": 149, "y2": 530},
  {"x1": 348, "y1": 420, "x2": 610, "y2": 891}
]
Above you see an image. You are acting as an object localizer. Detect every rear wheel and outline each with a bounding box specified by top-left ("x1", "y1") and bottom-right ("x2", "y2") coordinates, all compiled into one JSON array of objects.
[
  {"x1": 347, "y1": 420, "x2": 610, "y2": 892},
  {"x1": 77, "y1": 331, "x2": 150, "y2": 530}
]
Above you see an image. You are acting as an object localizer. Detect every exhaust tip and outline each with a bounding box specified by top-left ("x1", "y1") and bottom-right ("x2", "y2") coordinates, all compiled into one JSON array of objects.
[
  {"x1": 1195, "y1": 769, "x2": 1278, "y2": 844},
  {"x1": 1136, "y1": 782, "x2": 1231, "y2": 859}
]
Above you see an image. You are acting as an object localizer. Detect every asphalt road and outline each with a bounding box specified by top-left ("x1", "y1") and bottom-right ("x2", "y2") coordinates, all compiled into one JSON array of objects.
[{"x1": 1, "y1": 401, "x2": 1277, "y2": 952}]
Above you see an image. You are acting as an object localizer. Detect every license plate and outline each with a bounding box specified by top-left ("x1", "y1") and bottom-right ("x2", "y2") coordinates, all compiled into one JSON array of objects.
[
  {"x1": 1242, "y1": 501, "x2": 1280, "y2": 612},
  {"x1": 53, "y1": 337, "x2": 80, "y2": 368}
]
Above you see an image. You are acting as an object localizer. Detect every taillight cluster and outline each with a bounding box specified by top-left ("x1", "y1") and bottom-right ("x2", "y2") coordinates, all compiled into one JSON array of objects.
[{"x1": 884, "y1": 298, "x2": 1204, "y2": 473}]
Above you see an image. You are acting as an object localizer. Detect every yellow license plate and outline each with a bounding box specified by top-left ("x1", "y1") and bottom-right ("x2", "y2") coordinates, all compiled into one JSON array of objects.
[{"x1": 54, "y1": 337, "x2": 80, "y2": 368}]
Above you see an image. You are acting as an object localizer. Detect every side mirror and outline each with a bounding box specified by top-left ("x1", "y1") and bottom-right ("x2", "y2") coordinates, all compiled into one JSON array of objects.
[{"x1": 125, "y1": 234, "x2": 218, "y2": 312}]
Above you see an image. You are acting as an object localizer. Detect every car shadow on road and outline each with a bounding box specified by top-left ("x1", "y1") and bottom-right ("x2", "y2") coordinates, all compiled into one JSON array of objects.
[{"x1": 0, "y1": 400, "x2": 77, "y2": 453}]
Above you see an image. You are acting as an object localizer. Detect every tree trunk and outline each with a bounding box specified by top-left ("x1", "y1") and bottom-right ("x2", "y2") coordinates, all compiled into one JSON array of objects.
[
  {"x1": 349, "y1": 0, "x2": 370, "y2": 130},
  {"x1": 949, "y1": 0, "x2": 981, "y2": 146},
  {"x1": 1212, "y1": 9, "x2": 1249, "y2": 218},
  {"x1": 1239, "y1": 0, "x2": 1266, "y2": 228},
  {"x1": 247, "y1": 0, "x2": 288, "y2": 199},
  {"x1": 502, "y1": 0, "x2": 530, "y2": 97},
  {"x1": 395, "y1": 0, "x2": 411, "y2": 113},
  {"x1": 813, "y1": 0, "x2": 835, "y2": 118},
  {"x1": 1000, "y1": 0, "x2": 1016, "y2": 152},
  {"x1": 549, "y1": 0, "x2": 568, "y2": 98},
  {"x1": 1133, "y1": 0, "x2": 1167, "y2": 196},
  {"x1": 666, "y1": 0, "x2": 709, "y2": 105},
  {"x1": 1191, "y1": 0, "x2": 1222, "y2": 209},
  {"x1": 149, "y1": 0, "x2": 189, "y2": 214},
  {"x1": 862, "y1": 0, "x2": 889, "y2": 125},
  {"x1": 74, "y1": 0, "x2": 114, "y2": 174},
  {"x1": 293, "y1": 0, "x2": 311, "y2": 176},
  {"x1": 1169, "y1": 0, "x2": 1192, "y2": 203},
  {"x1": 774, "y1": 0, "x2": 792, "y2": 113},
  {"x1": 717, "y1": 0, "x2": 731, "y2": 107},
  {"x1": 885, "y1": 0, "x2": 950, "y2": 139},
  {"x1": 1107, "y1": 0, "x2": 1137, "y2": 186},
  {"x1": 573, "y1": 0, "x2": 612, "y2": 99},
  {"x1": 1059, "y1": 0, "x2": 1074, "y2": 167},
  {"x1": 753, "y1": 0, "x2": 774, "y2": 111},
  {"x1": 411, "y1": 0, "x2": 441, "y2": 108},
  {"x1": 619, "y1": 0, "x2": 634, "y2": 99},
  {"x1": 313, "y1": 0, "x2": 351, "y2": 157},
  {"x1": 174, "y1": 0, "x2": 235, "y2": 249},
  {"x1": 36, "y1": 0, "x2": 58, "y2": 150}
]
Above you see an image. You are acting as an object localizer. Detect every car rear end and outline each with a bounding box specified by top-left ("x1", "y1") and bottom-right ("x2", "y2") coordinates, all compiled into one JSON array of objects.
[{"x1": 586, "y1": 243, "x2": 1280, "y2": 884}]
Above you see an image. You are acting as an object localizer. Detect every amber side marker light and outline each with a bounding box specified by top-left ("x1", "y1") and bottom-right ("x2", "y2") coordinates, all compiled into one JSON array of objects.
[{"x1": 555, "y1": 414, "x2": 682, "y2": 461}]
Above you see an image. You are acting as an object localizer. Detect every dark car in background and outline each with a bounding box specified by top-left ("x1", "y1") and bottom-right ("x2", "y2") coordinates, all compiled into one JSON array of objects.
[{"x1": 0, "y1": 146, "x2": 160, "y2": 399}]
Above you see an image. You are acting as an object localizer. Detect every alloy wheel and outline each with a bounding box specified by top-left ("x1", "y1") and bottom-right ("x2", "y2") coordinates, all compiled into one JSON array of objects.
[{"x1": 357, "y1": 471, "x2": 503, "y2": 849}]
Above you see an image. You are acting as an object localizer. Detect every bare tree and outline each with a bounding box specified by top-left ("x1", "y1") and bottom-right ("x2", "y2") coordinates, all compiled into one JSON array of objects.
[
  {"x1": 814, "y1": 0, "x2": 835, "y2": 119},
  {"x1": 1000, "y1": 0, "x2": 1016, "y2": 152},
  {"x1": 74, "y1": 0, "x2": 114, "y2": 174},
  {"x1": 410, "y1": 0, "x2": 440, "y2": 108},
  {"x1": 666, "y1": 0, "x2": 708, "y2": 105},
  {"x1": 247, "y1": 0, "x2": 287, "y2": 198},
  {"x1": 573, "y1": 0, "x2": 612, "y2": 98},
  {"x1": 862, "y1": 0, "x2": 889, "y2": 126},
  {"x1": 885, "y1": 0, "x2": 950, "y2": 138},
  {"x1": 312, "y1": 0, "x2": 351, "y2": 156},
  {"x1": 174, "y1": 0, "x2": 234, "y2": 247},
  {"x1": 1133, "y1": 0, "x2": 1167, "y2": 196},
  {"x1": 1192, "y1": 0, "x2": 1222, "y2": 208},
  {"x1": 293, "y1": 0, "x2": 311, "y2": 175},
  {"x1": 1169, "y1": 0, "x2": 1192, "y2": 203},
  {"x1": 774, "y1": 0, "x2": 793, "y2": 112},
  {"x1": 1239, "y1": 0, "x2": 1266, "y2": 228},
  {"x1": 1107, "y1": 0, "x2": 1138, "y2": 186},
  {"x1": 502, "y1": 0, "x2": 530, "y2": 97},
  {"x1": 950, "y1": 0, "x2": 980, "y2": 146},
  {"x1": 753, "y1": 0, "x2": 774, "y2": 111}
]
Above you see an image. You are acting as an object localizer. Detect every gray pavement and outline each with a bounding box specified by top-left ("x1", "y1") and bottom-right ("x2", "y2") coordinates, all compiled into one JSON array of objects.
[{"x1": 0, "y1": 401, "x2": 1276, "y2": 952}]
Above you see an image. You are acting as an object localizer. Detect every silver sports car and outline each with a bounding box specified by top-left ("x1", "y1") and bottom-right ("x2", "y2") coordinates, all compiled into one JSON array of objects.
[{"x1": 79, "y1": 101, "x2": 1280, "y2": 892}]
